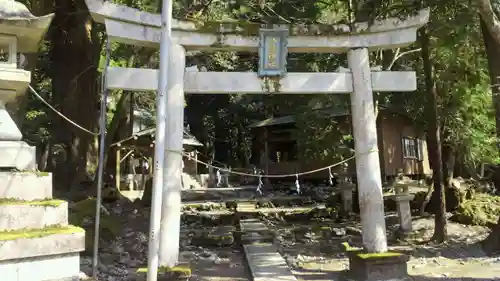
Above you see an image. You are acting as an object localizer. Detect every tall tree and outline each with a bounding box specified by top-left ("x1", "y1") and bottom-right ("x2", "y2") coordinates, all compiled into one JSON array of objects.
[
  {"x1": 475, "y1": 0, "x2": 500, "y2": 254},
  {"x1": 48, "y1": 0, "x2": 101, "y2": 189}
]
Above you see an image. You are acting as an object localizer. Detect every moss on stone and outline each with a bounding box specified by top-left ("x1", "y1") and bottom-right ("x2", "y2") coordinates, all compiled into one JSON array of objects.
[
  {"x1": 0, "y1": 225, "x2": 84, "y2": 241},
  {"x1": 0, "y1": 198, "x2": 65, "y2": 207},
  {"x1": 450, "y1": 193, "x2": 500, "y2": 226},
  {"x1": 69, "y1": 198, "x2": 121, "y2": 252},
  {"x1": 356, "y1": 252, "x2": 402, "y2": 259},
  {"x1": 342, "y1": 242, "x2": 357, "y2": 252},
  {"x1": 182, "y1": 18, "x2": 372, "y2": 37},
  {"x1": 16, "y1": 171, "x2": 50, "y2": 177},
  {"x1": 136, "y1": 264, "x2": 192, "y2": 276}
]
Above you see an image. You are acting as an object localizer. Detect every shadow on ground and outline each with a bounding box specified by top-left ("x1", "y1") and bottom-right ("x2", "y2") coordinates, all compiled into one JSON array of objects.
[{"x1": 292, "y1": 268, "x2": 500, "y2": 281}]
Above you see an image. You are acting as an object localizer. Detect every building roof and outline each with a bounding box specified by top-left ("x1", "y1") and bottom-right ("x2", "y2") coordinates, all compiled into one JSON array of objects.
[
  {"x1": 248, "y1": 106, "x2": 350, "y2": 128},
  {"x1": 112, "y1": 128, "x2": 203, "y2": 147},
  {"x1": 247, "y1": 104, "x2": 420, "y2": 129},
  {"x1": 0, "y1": 1, "x2": 54, "y2": 53}
]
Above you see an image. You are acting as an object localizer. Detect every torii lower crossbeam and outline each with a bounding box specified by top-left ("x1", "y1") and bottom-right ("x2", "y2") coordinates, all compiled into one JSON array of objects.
[{"x1": 106, "y1": 67, "x2": 417, "y2": 94}]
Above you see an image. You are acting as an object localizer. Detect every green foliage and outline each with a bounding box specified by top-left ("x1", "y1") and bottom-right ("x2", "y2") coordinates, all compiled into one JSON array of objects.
[
  {"x1": 451, "y1": 193, "x2": 500, "y2": 226},
  {"x1": 16, "y1": 0, "x2": 500, "y2": 181}
]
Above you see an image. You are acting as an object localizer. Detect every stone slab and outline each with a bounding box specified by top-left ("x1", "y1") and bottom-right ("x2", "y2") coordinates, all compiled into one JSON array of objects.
[
  {"x1": 251, "y1": 204, "x2": 326, "y2": 214},
  {"x1": 0, "y1": 172, "x2": 52, "y2": 200},
  {"x1": 0, "y1": 230, "x2": 85, "y2": 261},
  {"x1": 240, "y1": 219, "x2": 273, "y2": 244},
  {"x1": 241, "y1": 232, "x2": 274, "y2": 244},
  {"x1": 0, "y1": 201, "x2": 68, "y2": 230},
  {"x1": 0, "y1": 253, "x2": 80, "y2": 281},
  {"x1": 0, "y1": 141, "x2": 36, "y2": 171},
  {"x1": 243, "y1": 243, "x2": 297, "y2": 281},
  {"x1": 240, "y1": 220, "x2": 269, "y2": 233},
  {"x1": 107, "y1": 67, "x2": 417, "y2": 94}
]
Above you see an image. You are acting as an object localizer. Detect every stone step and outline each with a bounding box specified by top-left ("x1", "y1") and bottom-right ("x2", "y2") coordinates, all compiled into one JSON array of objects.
[
  {"x1": 181, "y1": 226, "x2": 235, "y2": 246},
  {"x1": 240, "y1": 219, "x2": 269, "y2": 233},
  {"x1": 239, "y1": 219, "x2": 273, "y2": 244},
  {"x1": 0, "y1": 200, "x2": 68, "y2": 230},
  {"x1": 251, "y1": 204, "x2": 326, "y2": 214},
  {"x1": 0, "y1": 141, "x2": 36, "y2": 171},
  {"x1": 243, "y1": 243, "x2": 297, "y2": 281},
  {"x1": 182, "y1": 195, "x2": 306, "y2": 206},
  {"x1": 0, "y1": 172, "x2": 52, "y2": 200},
  {"x1": 236, "y1": 202, "x2": 257, "y2": 212},
  {"x1": 0, "y1": 225, "x2": 85, "y2": 261},
  {"x1": 0, "y1": 253, "x2": 81, "y2": 281},
  {"x1": 241, "y1": 232, "x2": 273, "y2": 244}
]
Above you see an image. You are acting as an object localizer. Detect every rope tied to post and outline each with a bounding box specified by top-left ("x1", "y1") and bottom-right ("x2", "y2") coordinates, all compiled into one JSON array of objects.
[
  {"x1": 328, "y1": 166, "x2": 334, "y2": 186},
  {"x1": 295, "y1": 174, "x2": 300, "y2": 195},
  {"x1": 257, "y1": 175, "x2": 263, "y2": 195}
]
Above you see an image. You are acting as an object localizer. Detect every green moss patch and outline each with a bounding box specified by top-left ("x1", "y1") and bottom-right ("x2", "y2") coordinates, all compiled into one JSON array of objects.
[
  {"x1": 136, "y1": 264, "x2": 192, "y2": 277},
  {"x1": 342, "y1": 242, "x2": 360, "y2": 252},
  {"x1": 0, "y1": 225, "x2": 83, "y2": 241},
  {"x1": 450, "y1": 193, "x2": 500, "y2": 226},
  {"x1": 69, "y1": 198, "x2": 121, "y2": 252},
  {"x1": 0, "y1": 198, "x2": 65, "y2": 207},
  {"x1": 15, "y1": 171, "x2": 50, "y2": 177},
  {"x1": 356, "y1": 252, "x2": 402, "y2": 259}
]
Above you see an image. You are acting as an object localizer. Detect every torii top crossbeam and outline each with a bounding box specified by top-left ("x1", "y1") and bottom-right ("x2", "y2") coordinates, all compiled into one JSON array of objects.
[{"x1": 85, "y1": 0, "x2": 429, "y2": 53}]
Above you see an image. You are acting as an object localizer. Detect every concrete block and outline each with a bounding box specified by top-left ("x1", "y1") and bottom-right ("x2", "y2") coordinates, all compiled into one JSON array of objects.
[
  {"x1": 0, "y1": 228, "x2": 85, "y2": 261},
  {"x1": 243, "y1": 243, "x2": 297, "y2": 281},
  {"x1": 0, "y1": 141, "x2": 36, "y2": 170},
  {"x1": 0, "y1": 201, "x2": 68, "y2": 230},
  {"x1": 0, "y1": 171, "x2": 52, "y2": 200},
  {"x1": 0, "y1": 253, "x2": 80, "y2": 281}
]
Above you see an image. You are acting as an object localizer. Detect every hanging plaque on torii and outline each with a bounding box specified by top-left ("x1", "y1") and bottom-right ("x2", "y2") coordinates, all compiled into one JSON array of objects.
[{"x1": 258, "y1": 26, "x2": 288, "y2": 77}]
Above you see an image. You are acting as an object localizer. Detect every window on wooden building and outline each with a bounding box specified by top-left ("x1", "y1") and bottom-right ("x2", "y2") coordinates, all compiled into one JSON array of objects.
[
  {"x1": 402, "y1": 137, "x2": 418, "y2": 159},
  {"x1": 402, "y1": 137, "x2": 424, "y2": 161},
  {"x1": 269, "y1": 141, "x2": 298, "y2": 162}
]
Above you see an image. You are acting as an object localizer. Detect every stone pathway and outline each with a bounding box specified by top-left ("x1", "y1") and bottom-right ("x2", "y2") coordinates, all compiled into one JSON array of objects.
[{"x1": 76, "y1": 192, "x2": 500, "y2": 281}]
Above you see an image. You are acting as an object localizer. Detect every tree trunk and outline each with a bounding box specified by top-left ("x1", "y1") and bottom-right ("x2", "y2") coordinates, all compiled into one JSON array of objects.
[
  {"x1": 420, "y1": 26, "x2": 447, "y2": 243},
  {"x1": 480, "y1": 15, "x2": 500, "y2": 254},
  {"x1": 49, "y1": 0, "x2": 100, "y2": 191}
]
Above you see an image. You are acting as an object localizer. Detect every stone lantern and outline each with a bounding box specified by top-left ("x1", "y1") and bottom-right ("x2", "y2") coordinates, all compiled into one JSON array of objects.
[
  {"x1": 0, "y1": 2, "x2": 85, "y2": 281},
  {"x1": 0, "y1": 0, "x2": 53, "y2": 170}
]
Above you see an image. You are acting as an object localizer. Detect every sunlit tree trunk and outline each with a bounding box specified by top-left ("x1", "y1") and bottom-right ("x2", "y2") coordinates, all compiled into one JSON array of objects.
[
  {"x1": 478, "y1": 11, "x2": 500, "y2": 254},
  {"x1": 48, "y1": 0, "x2": 100, "y2": 190},
  {"x1": 420, "y1": 25, "x2": 447, "y2": 242}
]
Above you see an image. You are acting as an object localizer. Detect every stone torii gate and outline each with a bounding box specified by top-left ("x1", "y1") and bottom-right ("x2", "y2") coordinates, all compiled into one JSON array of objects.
[{"x1": 86, "y1": 0, "x2": 428, "y2": 268}]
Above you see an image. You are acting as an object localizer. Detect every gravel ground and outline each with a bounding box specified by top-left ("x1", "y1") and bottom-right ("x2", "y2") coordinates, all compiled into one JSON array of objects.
[{"x1": 77, "y1": 193, "x2": 500, "y2": 281}]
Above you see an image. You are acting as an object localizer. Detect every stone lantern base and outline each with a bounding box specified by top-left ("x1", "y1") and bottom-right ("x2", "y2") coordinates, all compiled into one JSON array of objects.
[{"x1": 343, "y1": 244, "x2": 410, "y2": 281}]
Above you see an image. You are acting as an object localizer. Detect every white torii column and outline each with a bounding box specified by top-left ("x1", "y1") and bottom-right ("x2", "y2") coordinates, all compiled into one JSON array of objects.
[
  {"x1": 159, "y1": 43, "x2": 186, "y2": 266},
  {"x1": 347, "y1": 48, "x2": 388, "y2": 253}
]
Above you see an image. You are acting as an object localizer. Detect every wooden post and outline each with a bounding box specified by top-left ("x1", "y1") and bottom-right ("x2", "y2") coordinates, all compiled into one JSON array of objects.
[
  {"x1": 347, "y1": 48, "x2": 388, "y2": 253},
  {"x1": 115, "y1": 145, "x2": 121, "y2": 190},
  {"x1": 159, "y1": 43, "x2": 185, "y2": 266}
]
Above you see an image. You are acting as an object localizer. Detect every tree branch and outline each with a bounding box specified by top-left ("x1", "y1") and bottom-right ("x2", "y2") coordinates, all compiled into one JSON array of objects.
[
  {"x1": 476, "y1": 0, "x2": 500, "y2": 46},
  {"x1": 386, "y1": 48, "x2": 421, "y2": 70}
]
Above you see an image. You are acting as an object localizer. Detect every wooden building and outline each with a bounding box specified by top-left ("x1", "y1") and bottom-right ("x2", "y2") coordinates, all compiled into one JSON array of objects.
[
  {"x1": 249, "y1": 108, "x2": 431, "y2": 182},
  {"x1": 110, "y1": 128, "x2": 203, "y2": 189}
]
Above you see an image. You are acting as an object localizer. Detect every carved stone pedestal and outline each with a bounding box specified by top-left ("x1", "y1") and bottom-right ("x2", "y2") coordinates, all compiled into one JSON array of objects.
[
  {"x1": 340, "y1": 183, "x2": 354, "y2": 215},
  {"x1": 390, "y1": 193, "x2": 415, "y2": 234},
  {"x1": 345, "y1": 250, "x2": 410, "y2": 281}
]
